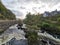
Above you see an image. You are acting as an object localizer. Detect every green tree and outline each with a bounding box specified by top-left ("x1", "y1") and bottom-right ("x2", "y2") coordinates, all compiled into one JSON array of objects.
[
  {"x1": 24, "y1": 12, "x2": 60, "y2": 35},
  {"x1": 23, "y1": 13, "x2": 41, "y2": 30}
]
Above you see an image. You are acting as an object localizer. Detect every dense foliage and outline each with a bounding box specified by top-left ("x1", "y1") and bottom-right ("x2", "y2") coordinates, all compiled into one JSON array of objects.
[
  {"x1": 24, "y1": 13, "x2": 41, "y2": 30},
  {"x1": 25, "y1": 31, "x2": 39, "y2": 45},
  {"x1": 0, "y1": 2, "x2": 16, "y2": 20},
  {"x1": 24, "y1": 13, "x2": 60, "y2": 35}
]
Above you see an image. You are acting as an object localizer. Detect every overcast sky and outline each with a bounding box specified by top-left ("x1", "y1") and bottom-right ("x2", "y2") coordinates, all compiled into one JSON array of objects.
[{"x1": 1, "y1": 0, "x2": 60, "y2": 19}]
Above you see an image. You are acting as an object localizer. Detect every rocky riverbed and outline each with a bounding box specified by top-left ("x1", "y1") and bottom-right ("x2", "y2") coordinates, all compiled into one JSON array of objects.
[
  {"x1": 0, "y1": 24, "x2": 27, "y2": 45},
  {"x1": 0, "y1": 24, "x2": 60, "y2": 45}
]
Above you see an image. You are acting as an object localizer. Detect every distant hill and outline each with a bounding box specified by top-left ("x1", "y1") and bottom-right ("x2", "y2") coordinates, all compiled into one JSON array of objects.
[
  {"x1": 24, "y1": 11, "x2": 60, "y2": 35},
  {"x1": 43, "y1": 10, "x2": 60, "y2": 17},
  {"x1": 0, "y1": 1, "x2": 16, "y2": 20}
]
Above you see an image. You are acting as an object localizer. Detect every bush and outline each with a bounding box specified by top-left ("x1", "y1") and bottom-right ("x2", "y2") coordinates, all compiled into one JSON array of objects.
[
  {"x1": 25, "y1": 31, "x2": 39, "y2": 45},
  {"x1": 41, "y1": 22, "x2": 60, "y2": 35}
]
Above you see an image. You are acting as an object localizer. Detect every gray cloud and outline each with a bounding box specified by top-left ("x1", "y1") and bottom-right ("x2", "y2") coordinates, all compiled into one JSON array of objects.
[
  {"x1": 12, "y1": 10, "x2": 23, "y2": 16},
  {"x1": 40, "y1": 0, "x2": 60, "y2": 5},
  {"x1": 1, "y1": 0, "x2": 60, "y2": 19}
]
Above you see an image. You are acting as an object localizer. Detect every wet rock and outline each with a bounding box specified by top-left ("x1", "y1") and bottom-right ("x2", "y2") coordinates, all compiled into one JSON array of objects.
[{"x1": 6, "y1": 38, "x2": 28, "y2": 45}]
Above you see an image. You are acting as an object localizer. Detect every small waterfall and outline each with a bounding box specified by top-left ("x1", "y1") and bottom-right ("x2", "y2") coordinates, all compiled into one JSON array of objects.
[
  {"x1": 47, "y1": 40, "x2": 50, "y2": 45},
  {"x1": 0, "y1": 24, "x2": 60, "y2": 45},
  {"x1": 0, "y1": 24, "x2": 27, "y2": 45},
  {"x1": 38, "y1": 31, "x2": 60, "y2": 45}
]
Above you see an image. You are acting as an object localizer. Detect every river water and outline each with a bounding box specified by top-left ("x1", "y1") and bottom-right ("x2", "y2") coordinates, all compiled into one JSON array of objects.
[
  {"x1": 0, "y1": 24, "x2": 28, "y2": 45},
  {"x1": 0, "y1": 24, "x2": 60, "y2": 45}
]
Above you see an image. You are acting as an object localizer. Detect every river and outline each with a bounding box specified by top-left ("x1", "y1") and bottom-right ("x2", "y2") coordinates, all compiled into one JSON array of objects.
[
  {"x1": 0, "y1": 24, "x2": 60, "y2": 45},
  {"x1": 0, "y1": 24, "x2": 28, "y2": 45}
]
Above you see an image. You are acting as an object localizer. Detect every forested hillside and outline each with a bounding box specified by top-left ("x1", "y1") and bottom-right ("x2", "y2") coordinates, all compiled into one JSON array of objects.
[
  {"x1": 24, "y1": 12, "x2": 60, "y2": 35},
  {"x1": 0, "y1": 1, "x2": 16, "y2": 20}
]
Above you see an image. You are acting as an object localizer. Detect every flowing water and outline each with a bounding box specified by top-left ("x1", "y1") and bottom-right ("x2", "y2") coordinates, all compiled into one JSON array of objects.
[
  {"x1": 0, "y1": 24, "x2": 27, "y2": 45},
  {"x1": 0, "y1": 24, "x2": 60, "y2": 45}
]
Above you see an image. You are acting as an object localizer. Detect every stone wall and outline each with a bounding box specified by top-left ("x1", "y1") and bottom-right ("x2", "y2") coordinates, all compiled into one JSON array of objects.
[{"x1": 0, "y1": 20, "x2": 17, "y2": 33}]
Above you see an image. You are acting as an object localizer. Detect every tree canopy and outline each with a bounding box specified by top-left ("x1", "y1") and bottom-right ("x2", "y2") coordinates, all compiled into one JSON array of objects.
[{"x1": 23, "y1": 12, "x2": 60, "y2": 35}]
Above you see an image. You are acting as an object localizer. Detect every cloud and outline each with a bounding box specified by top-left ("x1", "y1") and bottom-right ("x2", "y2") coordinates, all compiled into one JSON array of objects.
[{"x1": 1, "y1": 0, "x2": 60, "y2": 19}]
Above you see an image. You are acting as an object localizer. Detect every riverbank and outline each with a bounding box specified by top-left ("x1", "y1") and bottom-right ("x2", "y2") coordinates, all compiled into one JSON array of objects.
[
  {"x1": 0, "y1": 20, "x2": 17, "y2": 34},
  {"x1": 0, "y1": 24, "x2": 27, "y2": 45},
  {"x1": 0, "y1": 24, "x2": 60, "y2": 45}
]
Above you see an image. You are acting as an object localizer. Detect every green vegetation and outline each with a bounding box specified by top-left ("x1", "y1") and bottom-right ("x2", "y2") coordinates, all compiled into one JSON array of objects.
[
  {"x1": 41, "y1": 22, "x2": 60, "y2": 35},
  {"x1": 25, "y1": 31, "x2": 39, "y2": 45},
  {"x1": 0, "y1": 2, "x2": 16, "y2": 20},
  {"x1": 23, "y1": 13, "x2": 41, "y2": 30},
  {"x1": 24, "y1": 13, "x2": 60, "y2": 35}
]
